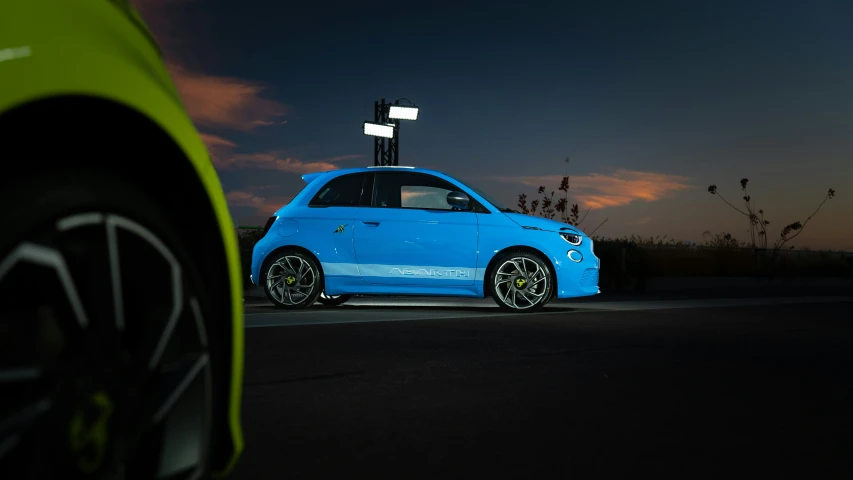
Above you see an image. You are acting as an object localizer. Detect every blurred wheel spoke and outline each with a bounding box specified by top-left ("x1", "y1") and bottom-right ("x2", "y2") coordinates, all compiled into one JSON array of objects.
[
  {"x1": 188, "y1": 297, "x2": 208, "y2": 349},
  {"x1": 0, "y1": 243, "x2": 91, "y2": 329},
  {"x1": 0, "y1": 398, "x2": 51, "y2": 442},
  {"x1": 0, "y1": 368, "x2": 41, "y2": 383},
  {"x1": 106, "y1": 218, "x2": 126, "y2": 332},
  {"x1": 0, "y1": 434, "x2": 20, "y2": 461},
  {"x1": 151, "y1": 354, "x2": 208, "y2": 426}
]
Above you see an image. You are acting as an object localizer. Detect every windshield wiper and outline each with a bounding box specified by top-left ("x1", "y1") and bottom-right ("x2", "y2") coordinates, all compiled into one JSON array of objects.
[{"x1": 499, "y1": 208, "x2": 520, "y2": 213}]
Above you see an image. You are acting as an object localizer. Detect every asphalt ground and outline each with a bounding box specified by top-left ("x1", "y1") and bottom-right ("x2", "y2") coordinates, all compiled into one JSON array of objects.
[{"x1": 232, "y1": 293, "x2": 853, "y2": 479}]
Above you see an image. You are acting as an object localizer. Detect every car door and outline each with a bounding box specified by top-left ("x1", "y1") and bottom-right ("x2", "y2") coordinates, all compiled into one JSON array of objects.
[
  {"x1": 302, "y1": 172, "x2": 371, "y2": 278},
  {"x1": 353, "y1": 171, "x2": 479, "y2": 287}
]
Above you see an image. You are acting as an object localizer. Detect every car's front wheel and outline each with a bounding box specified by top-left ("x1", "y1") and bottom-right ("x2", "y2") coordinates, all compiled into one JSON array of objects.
[
  {"x1": 490, "y1": 251, "x2": 554, "y2": 312},
  {"x1": 262, "y1": 250, "x2": 323, "y2": 309},
  {"x1": 317, "y1": 292, "x2": 352, "y2": 306},
  {"x1": 0, "y1": 171, "x2": 222, "y2": 479}
]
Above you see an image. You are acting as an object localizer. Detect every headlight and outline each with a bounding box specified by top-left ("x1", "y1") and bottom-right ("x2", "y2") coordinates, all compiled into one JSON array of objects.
[{"x1": 560, "y1": 232, "x2": 582, "y2": 246}]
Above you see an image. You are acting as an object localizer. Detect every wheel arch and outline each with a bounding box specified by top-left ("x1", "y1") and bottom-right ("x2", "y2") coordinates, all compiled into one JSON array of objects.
[
  {"x1": 0, "y1": 94, "x2": 243, "y2": 475},
  {"x1": 482, "y1": 245, "x2": 558, "y2": 297}
]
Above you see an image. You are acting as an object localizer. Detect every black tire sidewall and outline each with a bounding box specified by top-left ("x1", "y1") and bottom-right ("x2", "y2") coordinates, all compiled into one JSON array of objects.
[{"x1": 2, "y1": 170, "x2": 180, "y2": 253}]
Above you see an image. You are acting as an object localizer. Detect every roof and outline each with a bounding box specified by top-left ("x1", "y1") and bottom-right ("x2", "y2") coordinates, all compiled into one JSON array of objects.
[{"x1": 300, "y1": 166, "x2": 447, "y2": 183}]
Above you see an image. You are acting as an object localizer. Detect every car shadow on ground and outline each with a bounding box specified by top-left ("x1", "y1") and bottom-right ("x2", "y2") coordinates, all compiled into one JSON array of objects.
[
  {"x1": 243, "y1": 301, "x2": 581, "y2": 314},
  {"x1": 246, "y1": 303, "x2": 505, "y2": 314}
]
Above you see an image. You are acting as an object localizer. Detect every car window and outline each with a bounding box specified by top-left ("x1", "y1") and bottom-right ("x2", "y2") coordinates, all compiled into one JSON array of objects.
[
  {"x1": 401, "y1": 185, "x2": 453, "y2": 209},
  {"x1": 309, "y1": 173, "x2": 366, "y2": 207},
  {"x1": 374, "y1": 172, "x2": 461, "y2": 210},
  {"x1": 452, "y1": 178, "x2": 509, "y2": 212}
]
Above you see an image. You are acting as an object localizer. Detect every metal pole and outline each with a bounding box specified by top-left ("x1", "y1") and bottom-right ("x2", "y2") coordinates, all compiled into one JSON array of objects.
[
  {"x1": 383, "y1": 98, "x2": 390, "y2": 165},
  {"x1": 390, "y1": 99, "x2": 400, "y2": 166},
  {"x1": 378, "y1": 98, "x2": 393, "y2": 166},
  {"x1": 373, "y1": 100, "x2": 380, "y2": 166},
  {"x1": 371, "y1": 97, "x2": 410, "y2": 166},
  {"x1": 374, "y1": 99, "x2": 388, "y2": 166}
]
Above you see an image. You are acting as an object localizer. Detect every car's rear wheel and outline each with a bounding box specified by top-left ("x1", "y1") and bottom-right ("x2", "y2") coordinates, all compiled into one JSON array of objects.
[
  {"x1": 316, "y1": 292, "x2": 351, "y2": 306},
  {"x1": 490, "y1": 251, "x2": 554, "y2": 312},
  {"x1": 262, "y1": 250, "x2": 322, "y2": 310},
  {"x1": 0, "y1": 172, "x2": 221, "y2": 479}
]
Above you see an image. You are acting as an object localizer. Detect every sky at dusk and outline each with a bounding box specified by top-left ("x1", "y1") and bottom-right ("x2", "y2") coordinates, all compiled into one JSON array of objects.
[{"x1": 133, "y1": 0, "x2": 853, "y2": 250}]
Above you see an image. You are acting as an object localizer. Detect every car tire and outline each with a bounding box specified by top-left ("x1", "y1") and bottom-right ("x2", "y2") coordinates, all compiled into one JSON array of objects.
[
  {"x1": 317, "y1": 292, "x2": 352, "y2": 306},
  {"x1": 261, "y1": 250, "x2": 323, "y2": 310},
  {"x1": 0, "y1": 170, "x2": 223, "y2": 479},
  {"x1": 489, "y1": 251, "x2": 554, "y2": 312}
]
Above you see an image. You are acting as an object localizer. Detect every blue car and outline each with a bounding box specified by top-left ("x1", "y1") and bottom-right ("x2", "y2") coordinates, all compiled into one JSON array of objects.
[{"x1": 250, "y1": 166, "x2": 600, "y2": 311}]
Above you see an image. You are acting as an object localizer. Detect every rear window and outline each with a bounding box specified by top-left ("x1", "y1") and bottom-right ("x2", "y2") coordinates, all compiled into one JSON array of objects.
[{"x1": 309, "y1": 173, "x2": 367, "y2": 207}]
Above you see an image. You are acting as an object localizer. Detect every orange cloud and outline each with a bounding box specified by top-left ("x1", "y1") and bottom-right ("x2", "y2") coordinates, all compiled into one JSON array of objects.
[
  {"x1": 323, "y1": 154, "x2": 367, "y2": 163},
  {"x1": 226, "y1": 191, "x2": 293, "y2": 217},
  {"x1": 167, "y1": 62, "x2": 288, "y2": 131},
  {"x1": 492, "y1": 169, "x2": 694, "y2": 209},
  {"x1": 199, "y1": 133, "x2": 237, "y2": 149},
  {"x1": 226, "y1": 191, "x2": 268, "y2": 208},
  {"x1": 216, "y1": 153, "x2": 341, "y2": 174},
  {"x1": 242, "y1": 185, "x2": 285, "y2": 191},
  {"x1": 132, "y1": 0, "x2": 288, "y2": 131},
  {"x1": 202, "y1": 135, "x2": 364, "y2": 174}
]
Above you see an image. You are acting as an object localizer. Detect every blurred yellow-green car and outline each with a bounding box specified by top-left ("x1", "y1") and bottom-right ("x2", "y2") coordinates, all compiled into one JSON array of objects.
[{"x1": 0, "y1": 0, "x2": 244, "y2": 478}]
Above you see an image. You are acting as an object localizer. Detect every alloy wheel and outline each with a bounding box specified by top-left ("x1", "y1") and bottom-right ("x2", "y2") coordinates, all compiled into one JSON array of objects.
[
  {"x1": 0, "y1": 213, "x2": 213, "y2": 479},
  {"x1": 264, "y1": 254, "x2": 319, "y2": 307},
  {"x1": 493, "y1": 255, "x2": 551, "y2": 311}
]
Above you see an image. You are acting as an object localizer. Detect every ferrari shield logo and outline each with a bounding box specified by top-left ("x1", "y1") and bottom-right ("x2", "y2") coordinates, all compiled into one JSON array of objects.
[
  {"x1": 334, "y1": 224, "x2": 347, "y2": 234},
  {"x1": 68, "y1": 391, "x2": 114, "y2": 474}
]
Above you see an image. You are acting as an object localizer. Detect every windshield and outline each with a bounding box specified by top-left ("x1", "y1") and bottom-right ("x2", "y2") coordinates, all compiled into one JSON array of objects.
[{"x1": 453, "y1": 178, "x2": 517, "y2": 213}]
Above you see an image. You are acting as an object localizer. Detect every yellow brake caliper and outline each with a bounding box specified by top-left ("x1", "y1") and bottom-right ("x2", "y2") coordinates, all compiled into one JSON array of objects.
[{"x1": 68, "y1": 391, "x2": 114, "y2": 474}]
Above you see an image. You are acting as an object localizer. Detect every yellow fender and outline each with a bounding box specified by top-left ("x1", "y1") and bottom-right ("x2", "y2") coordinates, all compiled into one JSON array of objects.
[{"x1": 1, "y1": 0, "x2": 244, "y2": 474}]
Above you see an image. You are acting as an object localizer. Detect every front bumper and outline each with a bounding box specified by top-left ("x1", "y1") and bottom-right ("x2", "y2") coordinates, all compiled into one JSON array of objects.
[{"x1": 555, "y1": 246, "x2": 600, "y2": 298}]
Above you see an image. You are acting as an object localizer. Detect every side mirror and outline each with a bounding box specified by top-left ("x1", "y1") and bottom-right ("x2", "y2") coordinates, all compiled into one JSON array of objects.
[{"x1": 446, "y1": 191, "x2": 471, "y2": 209}]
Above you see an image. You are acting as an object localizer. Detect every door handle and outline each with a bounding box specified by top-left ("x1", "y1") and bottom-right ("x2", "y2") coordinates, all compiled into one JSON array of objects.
[{"x1": 362, "y1": 221, "x2": 380, "y2": 226}]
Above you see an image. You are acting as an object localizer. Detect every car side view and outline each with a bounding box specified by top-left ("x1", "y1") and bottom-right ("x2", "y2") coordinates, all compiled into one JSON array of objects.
[
  {"x1": 251, "y1": 167, "x2": 600, "y2": 311},
  {"x1": 1, "y1": 0, "x2": 243, "y2": 478}
]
